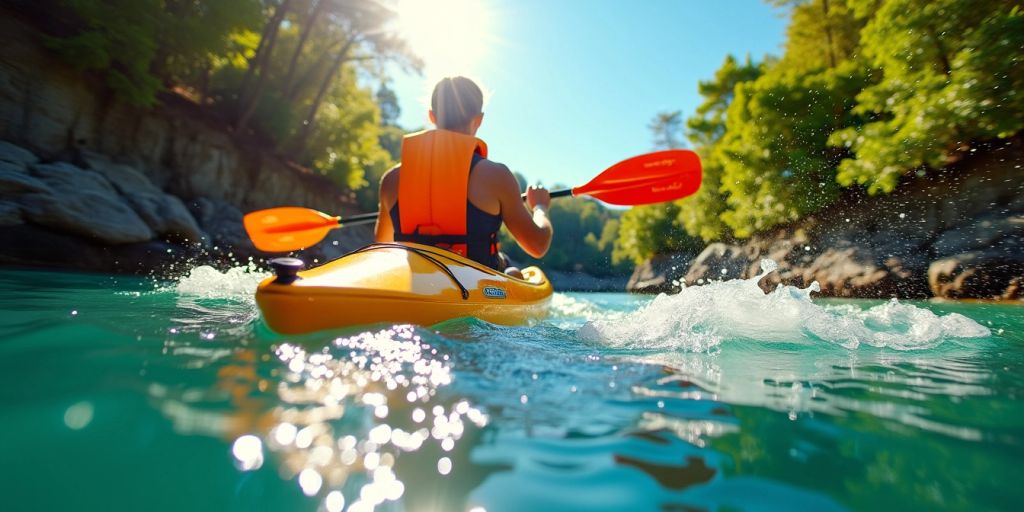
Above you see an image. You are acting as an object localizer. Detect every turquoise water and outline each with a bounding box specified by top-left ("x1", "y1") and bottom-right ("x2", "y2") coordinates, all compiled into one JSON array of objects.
[{"x1": 0, "y1": 264, "x2": 1022, "y2": 512}]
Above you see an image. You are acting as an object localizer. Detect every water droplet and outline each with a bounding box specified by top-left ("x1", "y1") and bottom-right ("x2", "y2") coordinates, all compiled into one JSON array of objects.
[
  {"x1": 298, "y1": 468, "x2": 323, "y2": 496},
  {"x1": 325, "y1": 491, "x2": 346, "y2": 512},
  {"x1": 64, "y1": 401, "x2": 94, "y2": 430},
  {"x1": 232, "y1": 435, "x2": 264, "y2": 471},
  {"x1": 437, "y1": 457, "x2": 452, "y2": 475}
]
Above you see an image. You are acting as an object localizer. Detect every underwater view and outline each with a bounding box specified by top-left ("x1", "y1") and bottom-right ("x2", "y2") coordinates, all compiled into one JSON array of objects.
[{"x1": 1, "y1": 264, "x2": 1020, "y2": 511}]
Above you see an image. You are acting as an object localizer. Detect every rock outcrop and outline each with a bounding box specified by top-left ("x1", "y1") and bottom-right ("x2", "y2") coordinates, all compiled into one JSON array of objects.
[
  {"x1": 0, "y1": 11, "x2": 370, "y2": 273},
  {"x1": 629, "y1": 140, "x2": 1024, "y2": 299}
]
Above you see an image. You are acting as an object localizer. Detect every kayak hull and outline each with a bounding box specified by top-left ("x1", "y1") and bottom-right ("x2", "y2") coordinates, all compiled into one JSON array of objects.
[{"x1": 256, "y1": 242, "x2": 552, "y2": 334}]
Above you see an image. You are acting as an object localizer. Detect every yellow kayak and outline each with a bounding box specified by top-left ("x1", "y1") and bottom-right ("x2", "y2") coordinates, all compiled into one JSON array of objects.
[{"x1": 256, "y1": 242, "x2": 552, "y2": 334}]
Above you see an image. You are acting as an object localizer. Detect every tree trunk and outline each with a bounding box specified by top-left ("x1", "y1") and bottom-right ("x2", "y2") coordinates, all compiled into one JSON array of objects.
[
  {"x1": 285, "y1": 37, "x2": 346, "y2": 102},
  {"x1": 199, "y1": 62, "x2": 211, "y2": 105},
  {"x1": 282, "y1": 0, "x2": 327, "y2": 99},
  {"x1": 821, "y1": 0, "x2": 837, "y2": 69},
  {"x1": 289, "y1": 36, "x2": 358, "y2": 158},
  {"x1": 236, "y1": 0, "x2": 294, "y2": 131},
  {"x1": 238, "y1": 0, "x2": 291, "y2": 105}
]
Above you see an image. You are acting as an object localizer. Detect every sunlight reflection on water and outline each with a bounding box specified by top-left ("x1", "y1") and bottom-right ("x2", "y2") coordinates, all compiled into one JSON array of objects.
[{"x1": 153, "y1": 324, "x2": 487, "y2": 511}]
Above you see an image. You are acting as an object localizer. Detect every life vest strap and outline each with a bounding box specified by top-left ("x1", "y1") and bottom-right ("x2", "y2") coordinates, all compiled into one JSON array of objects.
[{"x1": 393, "y1": 231, "x2": 499, "y2": 258}]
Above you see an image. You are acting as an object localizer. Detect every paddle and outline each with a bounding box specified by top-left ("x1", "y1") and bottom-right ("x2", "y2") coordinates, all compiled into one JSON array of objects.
[{"x1": 244, "y1": 149, "x2": 701, "y2": 252}]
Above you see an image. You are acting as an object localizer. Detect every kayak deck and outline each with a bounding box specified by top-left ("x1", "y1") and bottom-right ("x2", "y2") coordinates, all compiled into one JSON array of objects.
[{"x1": 256, "y1": 242, "x2": 552, "y2": 334}]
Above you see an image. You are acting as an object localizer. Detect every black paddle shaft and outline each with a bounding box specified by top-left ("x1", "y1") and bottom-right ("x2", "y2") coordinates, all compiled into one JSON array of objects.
[{"x1": 336, "y1": 188, "x2": 573, "y2": 227}]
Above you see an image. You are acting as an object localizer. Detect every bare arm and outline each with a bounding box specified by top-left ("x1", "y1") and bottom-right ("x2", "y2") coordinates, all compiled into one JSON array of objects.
[
  {"x1": 494, "y1": 166, "x2": 552, "y2": 258},
  {"x1": 374, "y1": 167, "x2": 398, "y2": 243}
]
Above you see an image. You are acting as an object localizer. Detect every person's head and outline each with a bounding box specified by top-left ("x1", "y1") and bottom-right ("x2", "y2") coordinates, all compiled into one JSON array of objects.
[{"x1": 429, "y1": 76, "x2": 484, "y2": 135}]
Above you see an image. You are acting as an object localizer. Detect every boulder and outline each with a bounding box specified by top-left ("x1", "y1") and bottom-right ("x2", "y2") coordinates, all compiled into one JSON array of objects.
[
  {"x1": 0, "y1": 140, "x2": 38, "y2": 167},
  {"x1": 83, "y1": 153, "x2": 205, "y2": 244},
  {"x1": 21, "y1": 162, "x2": 154, "y2": 244},
  {"x1": 929, "y1": 249, "x2": 1024, "y2": 299},
  {"x1": 628, "y1": 252, "x2": 697, "y2": 294},
  {"x1": 0, "y1": 160, "x2": 51, "y2": 194},
  {"x1": 188, "y1": 196, "x2": 251, "y2": 250},
  {"x1": 683, "y1": 243, "x2": 754, "y2": 285},
  {"x1": 798, "y1": 248, "x2": 898, "y2": 298}
]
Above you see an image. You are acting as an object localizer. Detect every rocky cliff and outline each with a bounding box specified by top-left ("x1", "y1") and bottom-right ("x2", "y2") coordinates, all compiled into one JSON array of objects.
[
  {"x1": 628, "y1": 139, "x2": 1024, "y2": 300},
  {"x1": 0, "y1": 12, "x2": 370, "y2": 273}
]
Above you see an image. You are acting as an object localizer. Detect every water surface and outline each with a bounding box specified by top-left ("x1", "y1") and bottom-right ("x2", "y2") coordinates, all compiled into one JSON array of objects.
[{"x1": 0, "y1": 264, "x2": 1021, "y2": 511}]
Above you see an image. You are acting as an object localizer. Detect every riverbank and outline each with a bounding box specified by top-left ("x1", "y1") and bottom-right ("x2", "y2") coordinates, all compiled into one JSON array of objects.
[
  {"x1": 0, "y1": 9, "x2": 371, "y2": 274},
  {"x1": 628, "y1": 138, "x2": 1024, "y2": 300}
]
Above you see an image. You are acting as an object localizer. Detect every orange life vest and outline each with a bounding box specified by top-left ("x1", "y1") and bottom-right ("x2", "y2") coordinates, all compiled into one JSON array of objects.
[{"x1": 394, "y1": 129, "x2": 501, "y2": 263}]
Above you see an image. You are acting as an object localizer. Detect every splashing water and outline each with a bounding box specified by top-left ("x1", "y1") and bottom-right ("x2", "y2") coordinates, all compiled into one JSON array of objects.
[
  {"x1": 580, "y1": 259, "x2": 990, "y2": 351},
  {"x1": 170, "y1": 263, "x2": 269, "y2": 300}
]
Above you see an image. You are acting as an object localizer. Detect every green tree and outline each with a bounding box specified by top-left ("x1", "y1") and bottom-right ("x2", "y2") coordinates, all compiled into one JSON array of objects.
[
  {"x1": 716, "y1": 62, "x2": 870, "y2": 236},
  {"x1": 612, "y1": 202, "x2": 701, "y2": 265},
  {"x1": 830, "y1": 0, "x2": 1024, "y2": 193},
  {"x1": 648, "y1": 111, "x2": 685, "y2": 150},
  {"x1": 41, "y1": 0, "x2": 261, "y2": 106},
  {"x1": 678, "y1": 55, "x2": 766, "y2": 242},
  {"x1": 686, "y1": 55, "x2": 766, "y2": 147},
  {"x1": 772, "y1": 0, "x2": 862, "y2": 71}
]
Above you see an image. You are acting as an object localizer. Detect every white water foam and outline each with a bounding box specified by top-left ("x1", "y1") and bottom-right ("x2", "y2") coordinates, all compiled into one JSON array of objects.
[
  {"x1": 550, "y1": 293, "x2": 613, "y2": 321},
  {"x1": 580, "y1": 260, "x2": 991, "y2": 352},
  {"x1": 170, "y1": 263, "x2": 270, "y2": 301}
]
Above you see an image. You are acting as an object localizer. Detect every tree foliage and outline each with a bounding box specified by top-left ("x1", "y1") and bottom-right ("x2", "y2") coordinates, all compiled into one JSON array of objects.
[
  {"x1": 625, "y1": 0, "x2": 1023, "y2": 259},
  {"x1": 831, "y1": 0, "x2": 1024, "y2": 193},
  {"x1": 42, "y1": 0, "x2": 261, "y2": 106},
  {"x1": 34, "y1": 0, "x2": 421, "y2": 190}
]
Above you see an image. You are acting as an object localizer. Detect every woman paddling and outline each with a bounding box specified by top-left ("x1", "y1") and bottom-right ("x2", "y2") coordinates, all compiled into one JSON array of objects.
[{"x1": 374, "y1": 76, "x2": 553, "y2": 275}]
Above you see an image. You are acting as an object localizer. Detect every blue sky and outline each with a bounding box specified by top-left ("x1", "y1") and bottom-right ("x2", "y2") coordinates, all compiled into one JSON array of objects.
[{"x1": 386, "y1": 0, "x2": 789, "y2": 189}]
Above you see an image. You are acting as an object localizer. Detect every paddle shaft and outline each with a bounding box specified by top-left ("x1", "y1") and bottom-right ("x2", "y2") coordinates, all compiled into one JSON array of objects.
[{"x1": 335, "y1": 188, "x2": 574, "y2": 227}]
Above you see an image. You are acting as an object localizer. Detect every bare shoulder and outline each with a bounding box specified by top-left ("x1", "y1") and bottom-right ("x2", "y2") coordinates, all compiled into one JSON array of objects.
[
  {"x1": 474, "y1": 159, "x2": 518, "y2": 191},
  {"x1": 381, "y1": 164, "x2": 400, "y2": 185},
  {"x1": 379, "y1": 164, "x2": 400, "y2": 201}
]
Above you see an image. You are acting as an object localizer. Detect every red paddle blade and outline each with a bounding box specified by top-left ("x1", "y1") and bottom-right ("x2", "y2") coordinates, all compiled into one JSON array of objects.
[
  {"x1": 583, "y1": 173, "x2": 702, "y2": 205},
  {"x1": 573, "y1": 149, "x2": 702, "y2": 205},
  {"x1": 243, "y1": 207, "x2": 339, "y2": 252}
]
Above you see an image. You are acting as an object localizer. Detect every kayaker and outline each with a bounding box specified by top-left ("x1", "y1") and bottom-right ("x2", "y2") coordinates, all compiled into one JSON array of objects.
[{"x1": 374, "y1": 76, "x2": 553, "y2": 275}]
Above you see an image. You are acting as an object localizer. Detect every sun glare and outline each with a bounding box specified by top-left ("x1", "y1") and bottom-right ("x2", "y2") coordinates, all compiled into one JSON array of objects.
[{"x1": 393, "y1": 0, "x2": 492, "y2": 78}]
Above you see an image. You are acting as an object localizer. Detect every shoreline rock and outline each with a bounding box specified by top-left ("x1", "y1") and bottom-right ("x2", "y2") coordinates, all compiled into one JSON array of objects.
[{"x1": 628, "y1": 139, "x2": 1024, "y2": 300}]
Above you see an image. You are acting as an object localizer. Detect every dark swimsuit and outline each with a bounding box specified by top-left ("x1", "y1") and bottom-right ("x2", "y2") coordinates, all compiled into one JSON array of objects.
[{"x1": 390, "y1": 153, "x2": 504, "y2": 270}]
